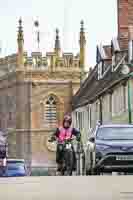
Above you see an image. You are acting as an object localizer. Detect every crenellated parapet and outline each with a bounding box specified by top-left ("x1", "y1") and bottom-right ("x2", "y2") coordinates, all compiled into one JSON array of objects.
[
  {"x1": 0, "y1": 18, "x2": 87, "y2": 77},
  {"x1": 0, "y1": 54, "x2": 17, "y2": 66},
  {"x1": 25, "y1": 51, "x2": 80, "y2": 69},
  {"x1": 0, "y1": 51, "x2": 80, "y2": 74},
  {"x1": 0, "y1": 54, "x2": 17, "y2": 75}
]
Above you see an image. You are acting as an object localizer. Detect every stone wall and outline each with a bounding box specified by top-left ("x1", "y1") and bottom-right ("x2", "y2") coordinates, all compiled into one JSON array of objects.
[
  {"x1": 7, "y1": 128, "x2": 56, "y2": 168},
  {"x1": 31, "y1": 129, "x2": 56, "y2": 167},
  {"x1": 31, "y1": 81, "x2": 73, "y2": 129},
  {"x1": 7, "y1": 129, "x2": 32, "y2": 168}
]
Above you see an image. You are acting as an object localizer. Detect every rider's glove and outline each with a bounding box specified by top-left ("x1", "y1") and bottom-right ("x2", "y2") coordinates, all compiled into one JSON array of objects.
[
  {"x1": 48, "y1": 136, "x2": 56, "y2": 142},
  {"x1": 76, "y1": 134, "x2": 81, "y2": 142}
]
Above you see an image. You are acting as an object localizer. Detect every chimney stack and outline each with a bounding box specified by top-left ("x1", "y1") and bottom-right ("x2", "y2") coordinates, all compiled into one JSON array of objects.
[
  {"x1": 117, "y1": 0, "x2": 133, "y2": 50},
  {"x1": 117, "y1": 0, "x2": 128, "y2": 49}
]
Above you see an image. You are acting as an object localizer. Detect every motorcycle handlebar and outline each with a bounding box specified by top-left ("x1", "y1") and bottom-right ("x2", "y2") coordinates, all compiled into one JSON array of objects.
[{"x1": 48, "y1": 135, "x2": 80, "y2": 143}]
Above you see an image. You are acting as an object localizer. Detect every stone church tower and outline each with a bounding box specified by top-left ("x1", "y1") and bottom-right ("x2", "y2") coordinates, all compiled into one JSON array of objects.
[{"x1": 0, "y1": 18, "x2": 87, "y2": 168}]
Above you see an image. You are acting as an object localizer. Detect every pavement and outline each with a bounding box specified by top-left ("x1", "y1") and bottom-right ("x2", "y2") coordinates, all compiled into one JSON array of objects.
[{"x1": 0, "y1": 176, "x2": 133, "y2": 200}]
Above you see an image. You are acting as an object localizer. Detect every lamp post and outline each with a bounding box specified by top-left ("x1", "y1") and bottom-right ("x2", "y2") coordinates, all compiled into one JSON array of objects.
[{"x1": 121, "y1": 64, "x2": 133, "y2": 124}]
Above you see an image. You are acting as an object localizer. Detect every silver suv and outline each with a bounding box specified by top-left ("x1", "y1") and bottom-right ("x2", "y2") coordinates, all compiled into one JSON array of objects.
[{"x1": 84, "y1": 124, "x2": 133, "y2": 175}]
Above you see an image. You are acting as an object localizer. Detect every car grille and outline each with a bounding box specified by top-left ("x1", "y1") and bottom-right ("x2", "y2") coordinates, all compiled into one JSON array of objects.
[
  {"x1": 104, "y1": 157, "x2": 133, "y2": 166},
  {"x1": 102, "y1": 153, "x2": 133, "y2": 166},
  {"x1": 107, "y1": 152, "x2": 133, "y2": 155}
]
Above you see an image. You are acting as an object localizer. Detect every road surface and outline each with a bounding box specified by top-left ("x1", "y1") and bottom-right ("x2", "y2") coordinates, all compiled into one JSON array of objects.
[{"x1": 0, "y1": 176, "x2": 133, "y2": 199}]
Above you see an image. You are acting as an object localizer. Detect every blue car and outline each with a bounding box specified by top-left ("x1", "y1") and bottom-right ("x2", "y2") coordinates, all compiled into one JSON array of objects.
[
  {"x1": 0, "y1": 159, "x2": 27, "y2": 177},
  {"x1": 85, "y1": 124, "x2": 133, "y2": 175}
]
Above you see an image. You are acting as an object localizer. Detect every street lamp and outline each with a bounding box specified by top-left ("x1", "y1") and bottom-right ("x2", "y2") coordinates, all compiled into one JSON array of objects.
[{"x1": 121, "y1": 64, "x2": 133, "y2": 124}]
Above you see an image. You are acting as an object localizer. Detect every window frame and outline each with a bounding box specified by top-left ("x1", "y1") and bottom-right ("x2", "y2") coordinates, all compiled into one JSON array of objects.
[{"x1": 44, "y1": 96, "x2": 57, "y2": 126}]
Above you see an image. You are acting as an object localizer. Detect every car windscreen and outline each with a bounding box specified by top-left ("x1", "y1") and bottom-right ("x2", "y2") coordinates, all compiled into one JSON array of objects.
[
  {"x1": 97, "y1": 127, "x2": 133, "y2": 140},
  {"x1": 7, "y1": 162, "x2": 25, "y2": 171}
]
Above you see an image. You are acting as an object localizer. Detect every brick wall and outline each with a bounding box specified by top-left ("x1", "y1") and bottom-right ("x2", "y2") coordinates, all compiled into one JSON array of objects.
[
  {"x1": 117, "y1": 0, "x2": 133, "y2": 48},
  {"x1": 128, "y1": 0, "x2": 133, "y2": 26},
  {"x1": 117, "y1": 0, "x2": 128, "y2": 49}
]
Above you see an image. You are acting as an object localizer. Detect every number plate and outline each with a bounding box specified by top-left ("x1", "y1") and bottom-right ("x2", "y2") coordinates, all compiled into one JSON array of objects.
[
  {"x1": 116, "y1": 155, "x2": 133, "y2": 161},
  {"x1": 66, "y1": 144, "x2": 71, "y2": 149},
  {"x1": 58, "y1": 144, "x2": 63, "y2": 151}
]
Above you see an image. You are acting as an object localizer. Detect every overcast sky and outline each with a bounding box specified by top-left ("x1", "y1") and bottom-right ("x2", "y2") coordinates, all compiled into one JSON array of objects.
[{"x1": 0, "y1": 0, "x2": 117, "y2": 68}]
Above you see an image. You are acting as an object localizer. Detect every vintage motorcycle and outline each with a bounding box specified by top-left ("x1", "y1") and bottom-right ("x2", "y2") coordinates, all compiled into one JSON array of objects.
[
  {"x1": 57, "y1": 137, "x2": 75, "y2": 176},
  {"x1": 49, "y1": 136, "x2": 76, "y2": 176}
]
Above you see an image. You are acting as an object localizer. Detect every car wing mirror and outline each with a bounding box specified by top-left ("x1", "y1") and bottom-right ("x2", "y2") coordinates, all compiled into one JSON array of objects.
[{"x1": 89, "y1": 137, "x2": 95, "y2": 143}]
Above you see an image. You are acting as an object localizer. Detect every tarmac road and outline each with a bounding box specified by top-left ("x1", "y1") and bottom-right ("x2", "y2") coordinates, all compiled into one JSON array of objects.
[{"x1": 0, "y1": 176, "x2": 133, "y2": 200}]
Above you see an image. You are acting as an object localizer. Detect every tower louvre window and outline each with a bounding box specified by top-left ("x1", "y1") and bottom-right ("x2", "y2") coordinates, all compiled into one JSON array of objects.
[{"x1": 44, "y1": 96, "x2": 57, "y2": 125}]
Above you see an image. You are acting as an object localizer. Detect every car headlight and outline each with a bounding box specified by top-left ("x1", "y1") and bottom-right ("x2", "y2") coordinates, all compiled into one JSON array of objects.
[{"x1": 96, "y1": 144, "x2": 109, "y2": 151}]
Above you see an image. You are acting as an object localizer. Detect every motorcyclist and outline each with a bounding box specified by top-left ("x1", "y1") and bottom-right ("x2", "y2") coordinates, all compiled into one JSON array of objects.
[{"x1": 49, "y1": 114, "x2": 81, "y2": 172}]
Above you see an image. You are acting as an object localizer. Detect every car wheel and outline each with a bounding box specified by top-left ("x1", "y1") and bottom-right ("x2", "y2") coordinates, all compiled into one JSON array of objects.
[
  {"x1": 86, "y1": 169, "x2": 93, "y2": 175},
  {"x1": 91, "y1": 168, "x2": 101, "y2": 175}
]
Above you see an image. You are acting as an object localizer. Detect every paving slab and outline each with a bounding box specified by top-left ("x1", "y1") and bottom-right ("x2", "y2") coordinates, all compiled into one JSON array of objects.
[{"x1": 0, "y1": 176, "x2": 133, "y2": 200}]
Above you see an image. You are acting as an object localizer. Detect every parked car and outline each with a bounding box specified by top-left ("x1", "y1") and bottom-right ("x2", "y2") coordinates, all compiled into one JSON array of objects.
[
  {"x1": 0, "y1": 130, "x2": 8, "y2": 175},
  {"x1": 0, "y1": 159, "x2": 28, "y2": 177},
  {"x1": 84, "y1": 124, "x2": 133, "y2": 175}
]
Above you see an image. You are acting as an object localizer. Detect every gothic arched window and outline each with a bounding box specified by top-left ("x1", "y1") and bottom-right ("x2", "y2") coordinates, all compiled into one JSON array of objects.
[{"x1": 44, "y1": 96, "x2": 57, "y2": 125}]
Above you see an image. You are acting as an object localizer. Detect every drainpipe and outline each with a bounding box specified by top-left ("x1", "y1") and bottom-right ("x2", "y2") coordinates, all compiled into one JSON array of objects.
[
  {"x1": 128, "y1": 79, "x2": 132, "y2": 124},
  {"x1": 99, "y1": 98, "x2": 103, "y2": 124}
]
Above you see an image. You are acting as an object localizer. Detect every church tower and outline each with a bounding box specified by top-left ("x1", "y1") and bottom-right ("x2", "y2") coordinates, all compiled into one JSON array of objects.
[{"x1": 0, "y1": 18, "x2": 87, "y2": 169}]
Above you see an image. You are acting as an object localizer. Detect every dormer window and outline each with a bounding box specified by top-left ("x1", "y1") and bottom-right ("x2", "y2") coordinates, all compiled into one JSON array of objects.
[
  {"x1": 98, "y1": 61, "x2": 103, "y2": 80},
  {"x1": 112, "y1": 38, "x2": 120, "y2": 52},
  {"x1": 112, "y1": 52, "x2": 123, "y2": 72},
  {"x1": 112, "y1": 54, "x2": 115, "y2": 69},
  {"x1": 128, "y1": 40, "x2": 133, "y2": 62},
  {"x1": 111, "y1": 38, "x2": 121, "y2": 72},
  {"x1": 97, "y1": 44, "x2": 108, "y2": 80}
]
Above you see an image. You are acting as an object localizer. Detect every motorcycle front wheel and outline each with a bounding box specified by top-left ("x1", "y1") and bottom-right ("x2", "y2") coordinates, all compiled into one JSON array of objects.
[{"x1": 64, "y1": 150, "x2": 74, "y2": 176}]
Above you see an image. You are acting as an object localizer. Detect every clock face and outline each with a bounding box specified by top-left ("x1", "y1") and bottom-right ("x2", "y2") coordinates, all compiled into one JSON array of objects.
[{"x1": 121, "y1": 65, "x2": 130, "y2": 75}]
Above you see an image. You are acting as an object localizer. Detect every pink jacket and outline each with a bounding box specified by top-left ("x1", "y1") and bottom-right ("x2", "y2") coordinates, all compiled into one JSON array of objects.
[{"x1": 58, "y1": 127, "x2": 73, "y2": 142}]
